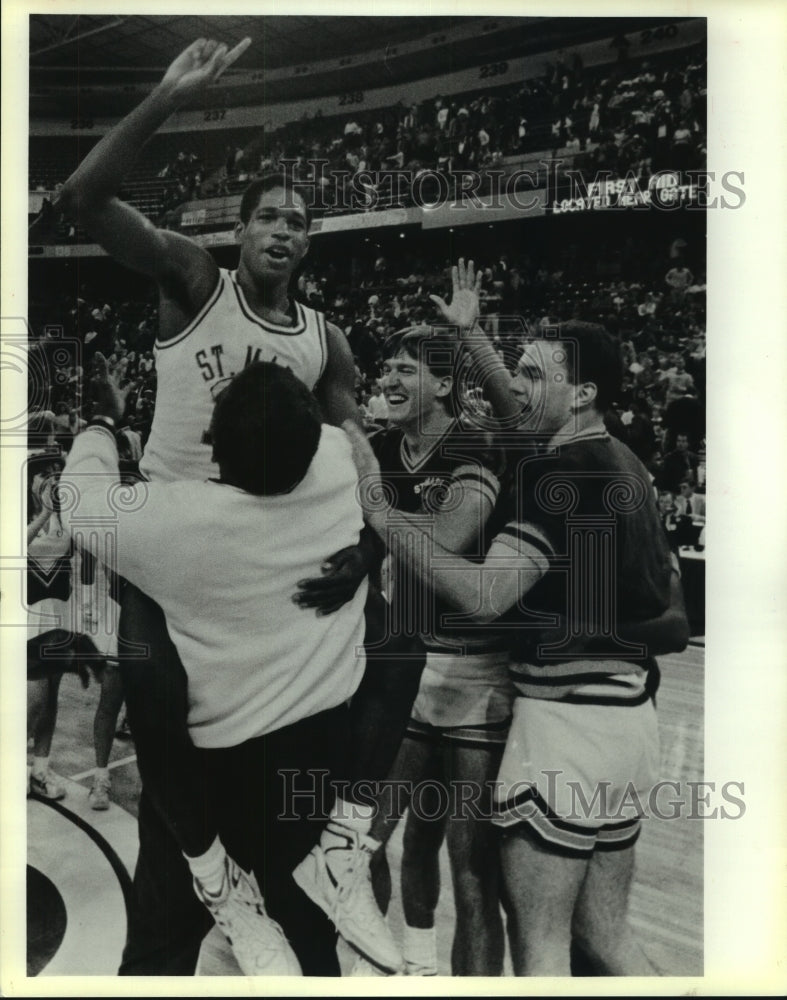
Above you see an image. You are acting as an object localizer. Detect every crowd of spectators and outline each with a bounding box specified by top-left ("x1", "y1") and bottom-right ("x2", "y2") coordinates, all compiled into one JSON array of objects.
[
  {"x1": 228, "y1": 43, "x2": 706, "y2": 211},
  {"x1": 29, "y1": 291, "x2": 158, "y2": 460},
  {"x1": 339, "y1": 261, "x2": 703, "y2": 483},
  {"x1": 568, "y1": 47, "x2": 706, "y2": 182},
  {"x1": 156, "y1": 150, "x2": 206, "y2": 214},
  {"x1": 29, "y1": 237, "x2": 707, "y2": 546},
  {"x1": 30, "y1": 40, "x2": 706, "y2": 229}
]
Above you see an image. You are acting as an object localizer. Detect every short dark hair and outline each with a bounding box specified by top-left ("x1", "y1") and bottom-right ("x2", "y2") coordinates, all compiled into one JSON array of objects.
[
  {"x1": 539, "y1": 321, "x2": 622, "y2": 413},
  {"x1": 382, "y1": 326, "x2": 459, "y2": 413},
  {"x1": 239, "y1": 172, "x2": 312, "y2": 228},
  {"x1": 211, "y1": 362, "x2": 322, "y2": 496}
]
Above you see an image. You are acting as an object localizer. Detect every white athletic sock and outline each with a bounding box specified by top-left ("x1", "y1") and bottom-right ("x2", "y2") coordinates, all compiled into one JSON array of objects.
[
  {"x1": 320, "y1": 798, "x2": 379, "y2": 877},
  {"x1": 31, "y1": 755, "x2": 49, "y2": 779},
  {"x1": 93, "y1": 766, "x2": 110, "y2": 782},
  {"x1": 403, "y1": 924, "x2": 438, "y2": 975},
  {"x1": 328, "y1": 796, "x2": 375, "y2": 832},
  {"x1": 185, "y1": 836, "x2": 228, "y2": 897}
]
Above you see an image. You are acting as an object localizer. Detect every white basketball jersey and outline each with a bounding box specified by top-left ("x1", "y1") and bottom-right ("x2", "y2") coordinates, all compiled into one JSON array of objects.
[{"x1": 141, "y1": 268, "x2": 329, "y2": 483}]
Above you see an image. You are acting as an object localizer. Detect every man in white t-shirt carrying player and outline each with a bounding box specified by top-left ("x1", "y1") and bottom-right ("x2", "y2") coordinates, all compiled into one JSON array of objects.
[
  {"x1": 58, "y1": 38, "x2": 405, "y2": 975},
  {"x1": 62, "y1": 359, "x2": 369, "y2": 977}
]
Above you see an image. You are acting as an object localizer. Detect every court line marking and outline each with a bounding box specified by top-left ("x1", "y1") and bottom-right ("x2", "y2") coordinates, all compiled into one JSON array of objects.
[
  {"x1": 69, "y1": 752, "x2": 137, "y2": 782},
  {"x1": 34, "y1": 795, "x2": 134, "y2": 912}
]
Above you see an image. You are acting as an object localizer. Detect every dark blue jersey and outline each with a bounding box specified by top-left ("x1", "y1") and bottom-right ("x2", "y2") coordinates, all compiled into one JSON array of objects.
[
  {"x1": 371, "y1": 421, "x2": 504, "y2": 653},
  {"x1": 492, "y1": 428, "x2": 673, "y2": 704}
]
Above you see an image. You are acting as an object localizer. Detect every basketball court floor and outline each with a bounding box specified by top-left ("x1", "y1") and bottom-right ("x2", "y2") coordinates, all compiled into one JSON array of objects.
[{"x1": 23, "y1": 641, "x2": 705, "y2": 979}]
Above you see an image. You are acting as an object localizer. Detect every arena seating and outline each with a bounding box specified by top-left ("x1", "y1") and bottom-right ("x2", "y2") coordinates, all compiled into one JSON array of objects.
[{"x1": 29, "y1": 42, "x2": 705, "y2": 234}]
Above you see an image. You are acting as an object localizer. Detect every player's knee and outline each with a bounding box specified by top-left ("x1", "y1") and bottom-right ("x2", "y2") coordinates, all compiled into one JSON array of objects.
[
  {"x1": 450, "y1": 818, "x2": 498, "y2": 869},
  {"x1": 452, "y1": 870, "x2": 486, "y2": 913},
  {"x1": 403, "y1": 814, "x2": 445, "y2": 857},
  {"x1": 451, "y1": 851, "x2": 498, "y2": 906}
]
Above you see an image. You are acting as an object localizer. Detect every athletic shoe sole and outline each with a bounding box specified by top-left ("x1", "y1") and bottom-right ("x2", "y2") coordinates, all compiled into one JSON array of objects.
[{"x1": 292, "y1": 850, "x2": 402, "y2": 974}]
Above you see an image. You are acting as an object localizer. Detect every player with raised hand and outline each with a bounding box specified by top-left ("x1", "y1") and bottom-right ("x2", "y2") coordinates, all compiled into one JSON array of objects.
[
  {"x1": 57, "y1": 37, "x2": 371, "y2": 977},
  {"x1": 429, "y1": 257, "x2": 523, "y2": 427},
  {"x1": 345, "y1": 258, "x2": 689, "y2": 976},
  {"x1": 59, "y1": 38, "x2": 251, "y2": 291}
]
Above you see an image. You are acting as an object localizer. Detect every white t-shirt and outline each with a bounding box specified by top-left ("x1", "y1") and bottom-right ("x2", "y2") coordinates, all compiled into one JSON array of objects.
[{"x1": 63, "y1": 424, "x2": 367, "y2": 748}]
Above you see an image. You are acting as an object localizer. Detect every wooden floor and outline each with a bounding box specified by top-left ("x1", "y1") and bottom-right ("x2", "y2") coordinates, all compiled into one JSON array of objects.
[{"x1": 24, "y1": 641, "x2": 704, "y2": 980}]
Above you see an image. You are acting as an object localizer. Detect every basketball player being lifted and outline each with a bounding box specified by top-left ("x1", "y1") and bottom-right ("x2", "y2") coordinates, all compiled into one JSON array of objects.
[{"x1": 58, "y1": 38, "x2": 412, "y2": 976}]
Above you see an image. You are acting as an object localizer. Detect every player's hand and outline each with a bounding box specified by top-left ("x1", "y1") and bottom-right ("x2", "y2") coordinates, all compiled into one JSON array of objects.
[
  {"x1": 91, "y1": 352, "x2": 130, "y2": 423},
  {"x1": 429, "y1": 258, "x2": 483, "y2": 332},
  {"x1": 294, "y1": 544, "x2": 368, "y2": 616},
  {"x1": 160, "y1": 37, "x2": 251, "y2": 102},
  {"x1": 294, "y1": 423, "x2": 386, "y2": 614}
]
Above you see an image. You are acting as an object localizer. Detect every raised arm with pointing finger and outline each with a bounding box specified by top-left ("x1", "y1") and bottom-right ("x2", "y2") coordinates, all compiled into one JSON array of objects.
[
  {"x1": 58, "y1": 37, "x2": 370, "y2": 610},
  {"x1": 52, "y1": 39, "x2": 377, "y2": 979},
  {"x1": 58, "y1": 38, "x2": 250, "y2": 315}
]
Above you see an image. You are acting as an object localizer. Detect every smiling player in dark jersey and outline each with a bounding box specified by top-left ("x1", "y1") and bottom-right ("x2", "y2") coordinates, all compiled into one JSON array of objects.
[
  {"x1": 317, "y1": 326, "x2": 511, "y2": 977},
  {"x1": 345, "y1": 260, "x2": 690, "y2": 977}
]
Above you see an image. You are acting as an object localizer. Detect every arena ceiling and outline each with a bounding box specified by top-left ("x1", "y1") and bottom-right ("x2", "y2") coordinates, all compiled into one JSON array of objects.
[
  {"x1": 28, "y1": 11, "x2": 533, "y2": 114},
  {"x1": 29, "y1": 13, "x2": 473, "y2": 75},
  {"x1": 29, "y1": 13, "x2": 685, "y2": 117}
]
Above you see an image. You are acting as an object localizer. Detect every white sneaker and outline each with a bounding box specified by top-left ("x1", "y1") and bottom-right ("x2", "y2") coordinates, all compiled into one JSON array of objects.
[
  {"x1": 29, "y1": 769, "x2": 66, "y2": 801},
  {"x1": 89, "y1": 773, "x2": 111, "y2": 811},
  {"x1": 193, "y1": 857, "x2": 302, "y2": 976},
  {"x1": 293, "y1": 830, "x2": 402, "y2": 973}
]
